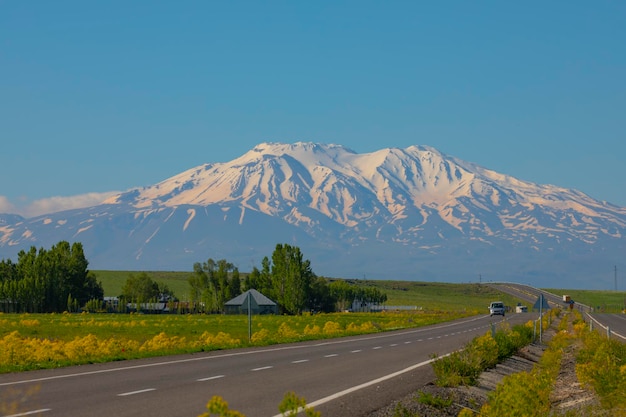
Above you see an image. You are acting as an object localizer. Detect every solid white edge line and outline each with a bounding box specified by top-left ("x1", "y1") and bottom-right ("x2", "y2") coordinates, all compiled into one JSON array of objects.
[
  {"x1": 585, "y1": 313, "x2": 626, "y2": 340},
  {"x1": 5, "y1": 409, "x2": 51, "y2": 417},
  {"x1": 270, "y1": 354, "x2": 451, "y2": 417}
]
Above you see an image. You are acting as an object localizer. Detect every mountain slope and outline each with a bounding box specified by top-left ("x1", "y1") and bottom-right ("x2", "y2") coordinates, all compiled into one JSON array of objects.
[{"x1": 1, "y1": 142, "x2": 624, "y2": 289}]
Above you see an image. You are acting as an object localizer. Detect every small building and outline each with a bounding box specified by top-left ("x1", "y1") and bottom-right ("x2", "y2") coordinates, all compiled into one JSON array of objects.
[
  {"x1": 224, "y1": 289, "x2": 278, "y2": 315},
  {"x1": 126, "y1": 302, "x2": 169, "y2": 314}
]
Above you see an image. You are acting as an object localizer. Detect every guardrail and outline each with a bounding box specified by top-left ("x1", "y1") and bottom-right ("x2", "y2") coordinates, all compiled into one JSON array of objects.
[{"x1": 584, "y1": 312, "x2": 626, "y2": 341}]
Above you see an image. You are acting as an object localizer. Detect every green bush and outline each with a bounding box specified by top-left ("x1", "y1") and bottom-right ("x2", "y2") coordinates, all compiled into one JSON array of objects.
[
  {"x1": 432, "y1": 322, "x2": 534, "y2": 387},
  {"x1": 576, "y1": 325, "x2": 626, "y2": 410},
  {"x1": 417, "y1": 390, "x2": 453, "y2": 408},
  {"x1": 480, "y1": 330, "x2": 570, "y2": 417}
]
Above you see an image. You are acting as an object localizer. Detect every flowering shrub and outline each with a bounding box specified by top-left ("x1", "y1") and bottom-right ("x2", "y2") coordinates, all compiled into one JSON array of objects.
[
  {"x1": 195, "y1": 331, "x2": 241, "y2": 350},
  {"x1": 250, "y1": 328, "x2": 270, "y2": 344},
  {"x1": 432, "y1": 322, "x2": 535, "y2": 387},
  {"x1": 322, "y1": 321, "x2": 342, "y2": 335},
  {"x1": 198, "y1": 396, "x2": 245, "y2": 417},
  {"x1": 479, "y1": 330, "x2": 570, "y2": 417},
  {"x1": 139, "y1": 332, "x2": 187, "y2": 353},
  {"x1": 303, "y1": 324, "x2": 321, "y2": 336},
  {"x1": 576, "y1": 324, "x2": 626, "y2": 410},
  {"x1": 18, "y1": 319, "x2": 40, "y2": 327},
  {"x1": 277, "y1": 322, "x2": 299, "y2": 339},
  {"x1": 278, "y1": 391, "x2": 321, "y2": 417},
  {"x1": 0, "y1": 331, "x2": 142, "y2": 370},
  {"x1": 346, "y1": 321, "x2": 376, "y2": 333}
]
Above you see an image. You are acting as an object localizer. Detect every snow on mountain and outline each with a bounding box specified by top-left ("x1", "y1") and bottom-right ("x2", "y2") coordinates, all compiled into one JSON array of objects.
[
  {"x1": 1, "y1": 142, "x2": 625, "y2": 289},
  {"x1": 103, "y1": 142, "x2": 625, "y2": 243}
]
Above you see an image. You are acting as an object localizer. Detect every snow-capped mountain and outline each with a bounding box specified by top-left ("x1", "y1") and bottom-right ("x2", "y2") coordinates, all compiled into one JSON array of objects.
[{"x1": 1, "y1": 142, "x2": 625, "y2": 289}]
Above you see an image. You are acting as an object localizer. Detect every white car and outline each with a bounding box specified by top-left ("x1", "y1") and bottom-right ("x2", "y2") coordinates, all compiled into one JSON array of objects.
[{"x1": 489, "y1": 301, "x2": 505, "y2": 316}]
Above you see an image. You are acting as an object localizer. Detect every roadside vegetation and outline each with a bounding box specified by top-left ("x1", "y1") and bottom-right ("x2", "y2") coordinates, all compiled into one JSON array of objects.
[
  {"x1": 419, "y1": 309, "x2": 626, "y2": 417},
  {"x1": 0, "y1": 309, "x2": 474, "y2": 373},
  {"x1": 430, "y1": 318, "x2": 537, "y2": 387},
  {"x1": 474, "y1": 310, "x2": 567, "y2": 417},
  {"x1": 544, "y1": 288, "x2": 626, "y2": 313},
  {"x1": 474, "y1": 309, "x2": 626, "y2": 417},
  {"x1": 575, "y1": 313, "x2": 626, "y2": 413}
]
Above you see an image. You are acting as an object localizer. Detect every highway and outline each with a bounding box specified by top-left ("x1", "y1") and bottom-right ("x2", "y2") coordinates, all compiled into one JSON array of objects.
[
  {"x1": 585, "y1": 313, "x2": 626, "y2": 342},
  {"x1": 1, "y1": 313, "x2": 534, "y2": 417},
  {"x1": 490, "y1": 283, "x2": 626, "y2": 343}
]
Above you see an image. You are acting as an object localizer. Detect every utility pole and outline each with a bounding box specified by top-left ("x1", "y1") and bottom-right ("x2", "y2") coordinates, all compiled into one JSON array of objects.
[{"x1": 615, "y1": 265, "x2": 618, "y2": 291}]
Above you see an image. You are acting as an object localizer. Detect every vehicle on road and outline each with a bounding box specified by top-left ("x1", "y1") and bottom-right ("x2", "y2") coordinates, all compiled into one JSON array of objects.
[{"x1": 489, "y1": 301, "x2": 505, "y2": 316}]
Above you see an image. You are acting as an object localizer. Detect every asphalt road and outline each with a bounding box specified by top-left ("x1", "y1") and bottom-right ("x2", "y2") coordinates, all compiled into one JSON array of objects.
[
  {"x1": 0, "y1": 313, "x2": 535, "y2": 417},
  {"x1": 487, "y1": 283, "x2": 571, "y2": 311},
  {"x1": 490, "y1": 283, "x2": 626, "y2": 343},
  {"x1": 585, "y1": 313, "x2": 626, "y2": 342}
]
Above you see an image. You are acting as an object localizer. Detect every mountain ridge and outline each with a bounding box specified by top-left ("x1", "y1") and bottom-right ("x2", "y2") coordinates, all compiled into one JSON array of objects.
[{"x1": 1, "y1": 142, "x2": 624, "y2": 289}]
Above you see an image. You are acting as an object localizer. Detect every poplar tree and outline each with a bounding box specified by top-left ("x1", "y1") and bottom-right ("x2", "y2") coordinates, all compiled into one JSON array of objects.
[
  {"x1": 0, "y1": 241, "x2": 102, "y2": 313},
  {"x1": 270, "y1": 243, "x2": 314, "y2": 315}
]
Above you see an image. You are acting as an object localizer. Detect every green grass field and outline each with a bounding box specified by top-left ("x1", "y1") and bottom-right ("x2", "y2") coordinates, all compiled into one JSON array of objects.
[
  {"x1": 93, "y1": 270, "x2": 524, "y2": 312},
  {"x1": 543, "y1": 288, "x2": 626, "y2": 313},
  {"x1": 8, "y1": 272, "x2": 623, "y2": 375},
  {"x1": 0, "y1": 309, "x2": 474, "y2": 373},
  {"x1": 93, "y1": 269, "x2": 626, "y2": 314},
  {"x1": 94, "y1": 270, "x2": 193, "y2": 299}
]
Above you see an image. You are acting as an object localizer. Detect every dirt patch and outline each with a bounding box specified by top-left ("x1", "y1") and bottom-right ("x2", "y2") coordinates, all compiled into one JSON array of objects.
[{"x1": 550, "y1": 339, "x2": 603, "y2": 416}]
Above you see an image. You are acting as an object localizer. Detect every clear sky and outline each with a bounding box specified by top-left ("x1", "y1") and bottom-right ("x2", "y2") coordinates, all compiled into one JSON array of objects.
[{"x1": 2, "y1": 1, "x2": 625, "y2": 217}]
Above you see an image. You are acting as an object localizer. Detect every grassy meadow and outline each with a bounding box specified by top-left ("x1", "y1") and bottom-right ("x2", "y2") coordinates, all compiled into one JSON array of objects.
[
  {"x1": 0, "y1": 310, "x2": 475, "y2": 373},
  {"x1": 76, "y1": 270, "x2": 626, "y2": 313},
  {"x1": 544, "y1": 288, "x2": 626, "y2": 313},
  {"x1": 0, "y1": 273, "x2": 529, "y2": 374},
  {"x1": 93, "y1": 270, "x2": 521, "y2": 312},
  {"x1": 3, "y1": 270, "x2": 622, "y2": 375},
  {"x1": 94, "y1": 270, "x2": 192, "y2": 300}
]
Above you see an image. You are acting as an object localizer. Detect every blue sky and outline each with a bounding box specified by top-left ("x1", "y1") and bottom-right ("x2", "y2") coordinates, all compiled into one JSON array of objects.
[{"x1": 2, "y1": 1, "x2": 625, "y2": 217}]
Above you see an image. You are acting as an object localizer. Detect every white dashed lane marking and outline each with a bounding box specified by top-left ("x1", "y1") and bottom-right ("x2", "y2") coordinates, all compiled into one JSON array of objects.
[
  {"x1": 251, "y1": 366, "x2": 273, "y2": 371},
  {"x1": 5, "y1": 409, "x2": 51, "y2": 416},
  {"x1": 118, "y1": 388, "x2": 156, "y2": 396},
  {"x1": 197, "y1": 375, "x2": 225, "y2": 382}
]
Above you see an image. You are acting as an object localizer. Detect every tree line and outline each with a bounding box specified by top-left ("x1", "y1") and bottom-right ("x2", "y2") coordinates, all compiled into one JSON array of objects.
[
  {"x1": 188, "y1": 243, "x2": 387, "y2": 315},
  {"x1": 0, "y1": 241, "x2": 387, "y2": 315},
  {"x1": 0, "y1": 241, "x2": 103, "y2": 313}
]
